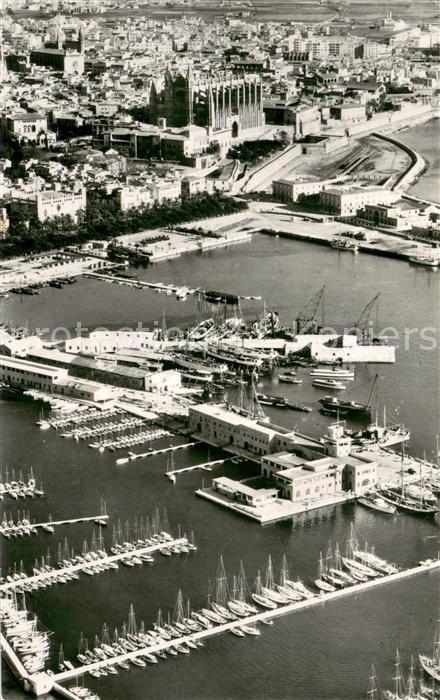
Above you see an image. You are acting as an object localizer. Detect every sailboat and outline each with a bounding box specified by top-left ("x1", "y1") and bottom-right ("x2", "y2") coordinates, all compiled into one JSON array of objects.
[
  {"x1": 211, "y1": 557, "x2": 236, "y2": 620},
  {"x1": 379, "y1": 444, "x2": 439, "y2": 516},
  {"x1": 383, "y1": 649, "x2": 406, "y2": 699},
  {"x1": 419, "y1": 620, "x2": 440, "y2": 682},
  {"x1": 228, "y1": 575, "x2": 250, "y2": 617},
  {"x1": 277, "y1": 555, "x2": 303, "y2": 601},
  {"x1": 322, "y1": 542, "x2": 347, "y2": 588},
  {"x1": 366, "y1": 663, "x2": 380, "y2": 699},
  {"x1": 329, "y1": 542, "x2": 355, "y2": 585},
  {"x1": 58, "y1": 643, "x2": 65, "y2": 671},
  {"x1": 314, "y1": 552, "x2": 336, "y2": 593},
  {"x1": 261, "y1": 555, "x2": 290, "y2": 604},
  {"x1": 252, "y1": 570, "x2": 278, "y2": 609}
]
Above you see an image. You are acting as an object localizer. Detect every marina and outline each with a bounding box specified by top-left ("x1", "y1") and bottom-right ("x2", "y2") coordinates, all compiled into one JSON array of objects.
[
  {"x1": 1, "y1": 0, "x2": 440, "y2": 696},
  {"x1": 2, "y1": 544, "x2": 439, "y2": 696}
]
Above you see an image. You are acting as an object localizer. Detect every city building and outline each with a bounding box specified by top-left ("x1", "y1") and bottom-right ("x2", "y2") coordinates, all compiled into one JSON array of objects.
[
  {"x1": 261, "y1": 453, "x2": 345, "y2": 503},
  {"x1": 34, "y1": 188, "x2": 87, "y2": 223},
  {"x1": 0, "y1": 356, "x2": 68, "y2": 392},
  {"x1": 5, "y1": 112, "x2": 49, "y2": 143},
  {"x1": 149, "y1": 66, "x2": 265, "y2": 138},
  {"x1": 212, "y1": 477, "x2": 278, "y2": 507},
  {"x1": 319, "y1": 187, "x2": 398, "y2": 217}
]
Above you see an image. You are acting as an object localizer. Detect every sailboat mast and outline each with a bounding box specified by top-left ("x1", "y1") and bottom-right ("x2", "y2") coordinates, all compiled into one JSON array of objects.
[{"x1": 401, "y1": 442, "x2": 405, "y2": 497}]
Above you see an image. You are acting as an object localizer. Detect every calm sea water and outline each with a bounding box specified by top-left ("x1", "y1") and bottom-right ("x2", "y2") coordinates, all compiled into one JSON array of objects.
[
  {"x1": 398, "y1": 120, "x2": 440, "y2": 204},
  {"x1": 2, "y1": 129, "x2": 440, "y2": 699}
]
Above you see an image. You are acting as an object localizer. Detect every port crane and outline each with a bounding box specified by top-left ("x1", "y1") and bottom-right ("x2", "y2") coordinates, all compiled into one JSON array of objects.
[
  {"x1": 366, "y1": 373, "x2": 379, "y2": 410},
  {"x1": 354, "y1": 293, "x2": 380, "y2": 342},
  {"x1": 295, "y1": 286, "x2": 326, "y2": 335}
]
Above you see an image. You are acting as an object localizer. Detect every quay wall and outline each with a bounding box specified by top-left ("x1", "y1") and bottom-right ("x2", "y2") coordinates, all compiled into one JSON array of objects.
[{"x1": 369, "y1": 133, "x2": 427, "y2": 193}]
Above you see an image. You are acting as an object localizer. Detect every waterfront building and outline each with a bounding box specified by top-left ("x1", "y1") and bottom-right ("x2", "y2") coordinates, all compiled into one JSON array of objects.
[
  {"x1": 319, "y1": 187, "x2": 399, "y2": 217},
  {"x1": 0, "y1": 356, "x2": 68, "y2": 392},
  {"x1": 262, "y1": 453, "x2": 345, "y2": 502},
  {"x1": 212, "y1": 477, "x2": 278, "y2": 507},
  {"x1": 273, "y1": 178, "x2": 337, "y2": 202},
  {"x1": 360, "y1": 200, "x2": 426, "y2": 230},
  {"x1": 189, "y1": 403, "x2": 296, "y2": 458}
]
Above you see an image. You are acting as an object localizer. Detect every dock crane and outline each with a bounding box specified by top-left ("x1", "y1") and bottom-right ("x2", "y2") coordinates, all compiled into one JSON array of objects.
[
  {"x1": 295, "y1": 285, "x2": 326, "y2": 335},
  {"x1": 366, "y1": 373, "x2": 379, "y2": 411},
  {"x1": 354, "y1": 293, "x2": 380, "y2": 342}
]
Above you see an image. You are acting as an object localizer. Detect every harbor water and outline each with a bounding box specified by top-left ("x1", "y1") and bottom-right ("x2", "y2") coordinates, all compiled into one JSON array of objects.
[
  {"x1": 2, "y1": 217, "x2": 440, "y2": 696},
  {"x1": 399, "y1": 119, "x2": 440, "y2": 204}
]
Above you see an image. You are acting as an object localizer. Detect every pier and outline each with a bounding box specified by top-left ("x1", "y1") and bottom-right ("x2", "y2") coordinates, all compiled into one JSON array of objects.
[
  {"x1": 0, "y1": 513, "x2": 109, "y2": 539},
  {"x1": 116, "y1": 441, "x2": 200, "y2": 465},
  {"x1": 46, "y1": 558, "x2": 440, "y2": 692},
  {"x1": 85, "y1": 271, "x2": 198, "y2": 297},
  {"x1": 0, "y1": 537, "x2": 190, "y2": 593},
  {"x1": 166, "y1": 457, "x2": 233, "y2": 482}
]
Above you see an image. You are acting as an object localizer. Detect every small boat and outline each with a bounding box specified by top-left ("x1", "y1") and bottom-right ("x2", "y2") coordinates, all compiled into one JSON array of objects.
[
  {"x1": 312, "y1": 379, "x2": 346, "y2": 390},
  {"x1": 310, "y1": 367, "x2": 354, "y2": 379},
  {"x1": 278, "y1": 375, "x2": 302, "y2": 384},
  {"x1": 240, "y1": 624, "x2": 260, "y2": 636},
  {"x1": 130, "y1": 657, "x2": 146, "y2": 667},
  {"x1": 314, "y1": 578, "x2": 335, "y2": 593},
  {"x1": 357, "y1": 494, "x2": 396, "y2": 514},
  {"x1": 331, "y1": 239, "x2": 359, "y2": 253},
  {"x1": 231, "y1": 627, "x2": 245, "y2": 637},
  {"x1": 408, "y1": 255, "x2": 439, "y2": 268}
]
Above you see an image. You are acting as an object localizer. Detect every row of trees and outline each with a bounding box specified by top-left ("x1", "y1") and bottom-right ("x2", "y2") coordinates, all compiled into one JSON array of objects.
[
  {"x1": 1, "y1": 190, "x2": 248, "y2": 258},
  {"x1": 227, "y1": 139, "x2": 286, "y2": 164}
]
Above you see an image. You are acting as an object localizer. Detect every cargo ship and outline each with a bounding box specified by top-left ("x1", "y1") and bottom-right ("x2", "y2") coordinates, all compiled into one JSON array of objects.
[{"x1": 319, "y1": 396, "x2": 372, "y2": 419}]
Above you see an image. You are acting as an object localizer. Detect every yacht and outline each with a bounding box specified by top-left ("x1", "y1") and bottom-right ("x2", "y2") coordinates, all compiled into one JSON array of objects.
[
  {"x1": 312, "y1": 378, "x2": 346, "y2": 390},
  {"x1": 357, "y1": 494, "x2": 396, "y2": 514},
  {"x1": 408, "y1": 255, "x2": 439, "y2": 268}
]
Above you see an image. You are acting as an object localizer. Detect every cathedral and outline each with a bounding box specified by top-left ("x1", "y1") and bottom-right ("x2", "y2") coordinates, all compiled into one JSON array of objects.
[{"x1": 149, "y1": 66, "x2": 265, "y2": 137}]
